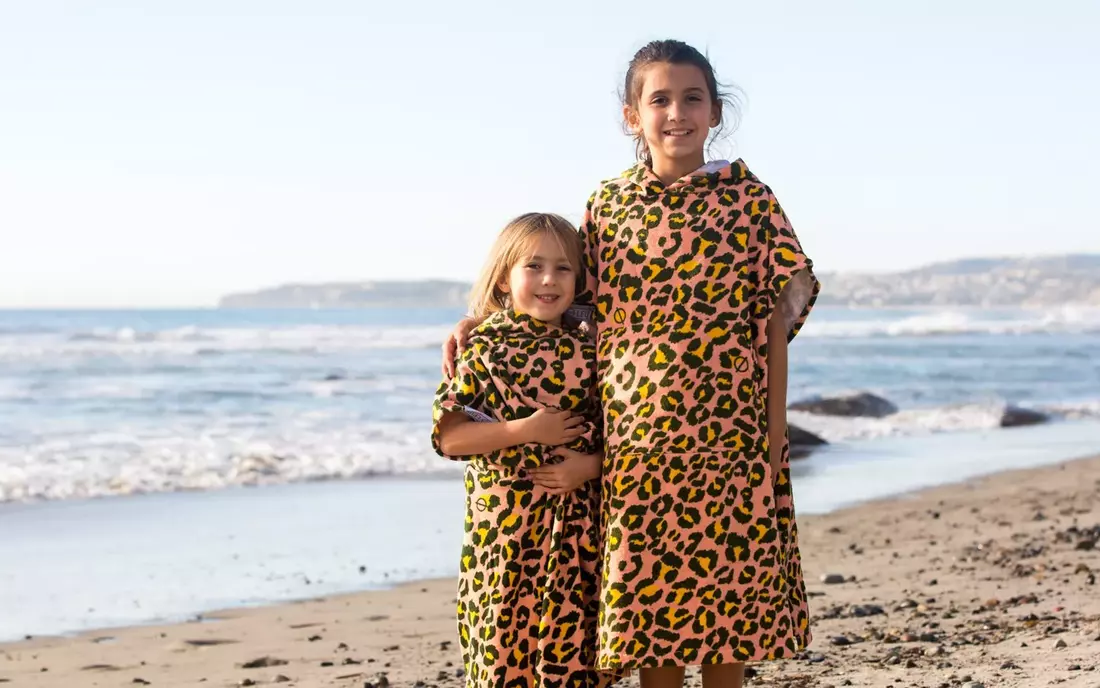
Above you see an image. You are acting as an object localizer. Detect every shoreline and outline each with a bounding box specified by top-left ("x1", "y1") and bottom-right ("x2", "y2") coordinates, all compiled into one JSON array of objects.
[
  {"x1": 4, "y1": 418, "x2": 1097, "y2": 510},
  {"x1": 2, "y1": 422, "x2": 1098, "y2": 642},
  {"x1": 3, "y1": 454, "x2": 1098, "y2": 687}
]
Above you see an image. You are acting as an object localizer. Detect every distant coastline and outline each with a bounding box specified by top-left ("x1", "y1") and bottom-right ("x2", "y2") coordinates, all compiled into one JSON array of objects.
[
  {"x1": 218, "y1": 279, "x2": 472, "y2": 309},
  {"x1": 218, "y1": 254, "x2": 1100, "y2": 309}
]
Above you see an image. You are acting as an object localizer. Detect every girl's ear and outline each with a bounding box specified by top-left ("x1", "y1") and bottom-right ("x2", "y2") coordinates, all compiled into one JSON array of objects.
[
  {"x1": 623, "y1": 105, "x2": 641, "y2": 135},
  {"x1": 710, "y1": 101, "x2": 721, "y2": 127},
  {"x1": 497, "y1": 277, "x2": 511, "y2": 295}
]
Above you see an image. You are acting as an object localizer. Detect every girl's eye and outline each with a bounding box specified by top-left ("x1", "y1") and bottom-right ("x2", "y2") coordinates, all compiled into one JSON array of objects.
[
  {"x1": 526, "y1": 263, "x2": 540, "y2": 270},
  {"x1": 651, "y1": 96, "x2": 667, "y2": 106},
  {"x1": 557, "y1": 265, "x2": 573, "y2": 272}
]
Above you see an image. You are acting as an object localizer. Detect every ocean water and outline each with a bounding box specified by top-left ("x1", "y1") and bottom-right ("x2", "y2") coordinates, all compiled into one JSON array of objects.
[
  {"x1": 1, "y1": 305, "x2": 1099, "y2": 640},
  {"x1": 1, "y1": 306, "x2": 1099, "y2": 503}
]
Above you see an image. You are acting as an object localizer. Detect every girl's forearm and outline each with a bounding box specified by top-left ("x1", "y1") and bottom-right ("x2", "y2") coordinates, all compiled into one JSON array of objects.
[
  {"x1": 766, "y1": 315, "x2": 789, "y2": 475},
  {"x1": 437, "y1": 414, "x2": 531, "y2": 456}
]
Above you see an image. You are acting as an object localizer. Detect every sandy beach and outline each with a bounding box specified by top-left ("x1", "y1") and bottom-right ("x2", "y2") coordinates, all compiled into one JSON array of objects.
[{"x1": 2, "y1": 455, "x2": 1098, "y2": 688}]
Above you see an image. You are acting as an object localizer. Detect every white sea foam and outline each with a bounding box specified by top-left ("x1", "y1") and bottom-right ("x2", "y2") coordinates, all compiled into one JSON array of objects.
[
  {"x1": 799, "y1": 306, "x2": 1100, "y2": 339},
  {"x1": 1043, "y1": 400, "x2": 1100, "y2": 420},
  {"x1": 0, "y1": 324, "x2": 454, "y2": 361},
  {"x1": 0, "y1": 420, "x2": 462, "y2": 503},
  {"x1": 788, "y1": 403, "x2": 1004, "y2": 442},
  {"x1": 3, "y1": 397, "x2": 1097, "y2": 504},
  {"x1": 790, "y1": 398, "x2": 1100, "y2": 443}
]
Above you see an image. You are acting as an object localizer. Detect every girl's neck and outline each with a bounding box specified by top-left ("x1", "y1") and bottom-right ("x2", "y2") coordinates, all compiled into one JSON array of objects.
[{"x1": 650, "y1": 153, "x2": 706, "y2": 186}]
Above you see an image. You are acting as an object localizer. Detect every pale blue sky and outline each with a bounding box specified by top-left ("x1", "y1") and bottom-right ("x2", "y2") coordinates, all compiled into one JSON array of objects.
[{"x1": 2, "y1": 1, "x2": 1097, "y2": 307}]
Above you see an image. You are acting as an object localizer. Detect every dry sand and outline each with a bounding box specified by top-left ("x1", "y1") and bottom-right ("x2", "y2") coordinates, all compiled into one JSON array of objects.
[{"x1": 3, "y1": 455, "x2": 1098, "y2": 688}]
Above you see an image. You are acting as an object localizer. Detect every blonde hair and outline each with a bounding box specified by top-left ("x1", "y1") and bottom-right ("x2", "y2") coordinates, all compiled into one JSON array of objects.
[{"x1": 468, "y1": 213, "x2": 583, "y2": 320}]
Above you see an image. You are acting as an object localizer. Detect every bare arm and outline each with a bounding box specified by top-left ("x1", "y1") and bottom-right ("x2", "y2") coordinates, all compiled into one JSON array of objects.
[
  {"x1": 435, "y1": 409, "x2": 584, "y2": 457},
  {"x1": 441, "y1": 317, "x2": 483, "y2": 378},
  {"x1": 529, "y1": 447, "x2": 602, "y2": 495},
  {"x1": 436, "y1": 413, "x2": 532, "y2": 456},
  {"x1": 766, "y1": 313, "x2": 789, "y2": 477}
]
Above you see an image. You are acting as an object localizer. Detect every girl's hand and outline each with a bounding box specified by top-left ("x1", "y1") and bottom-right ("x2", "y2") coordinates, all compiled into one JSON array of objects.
[
  {"x1": 769, "y1": 439, "x2": 782, "y2": 487},
  {"x1": 441, "y1": 317, "x2": 480, "y2": 377},
  {"x1": 519, "y1": 409, "x2": 584, "y2": 446},
  {"x1": 529, "y1": 448, "x2": 600, "y2": 495}
]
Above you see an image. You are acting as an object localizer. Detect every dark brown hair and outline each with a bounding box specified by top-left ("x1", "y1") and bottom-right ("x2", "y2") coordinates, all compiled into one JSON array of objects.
[{"x1": 622, "y1": 39, "x2": 742, "y2": 165}]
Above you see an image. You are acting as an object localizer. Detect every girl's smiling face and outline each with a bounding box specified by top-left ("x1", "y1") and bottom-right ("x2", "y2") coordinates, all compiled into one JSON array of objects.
[
  {"x1": 498, "y1": 232, "x2": 576, "y2": 325},
  {"x1": 625, "y1": 62, "x2": 721, "y2": 176}
]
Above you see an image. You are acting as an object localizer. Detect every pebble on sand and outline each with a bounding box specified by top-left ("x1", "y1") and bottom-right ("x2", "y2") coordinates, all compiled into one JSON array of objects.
[{"x1": 239, "y1": 657, "x2": 288, "y2": 669}]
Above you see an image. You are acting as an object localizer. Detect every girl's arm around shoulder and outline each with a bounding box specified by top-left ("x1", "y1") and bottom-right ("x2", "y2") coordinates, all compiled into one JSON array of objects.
[
  {"x1": 568, "y1": 185, "x2": 605, "y2": 323},
  {"x1": 441, "y1": 315, "x2": 485, "y2": 378}
]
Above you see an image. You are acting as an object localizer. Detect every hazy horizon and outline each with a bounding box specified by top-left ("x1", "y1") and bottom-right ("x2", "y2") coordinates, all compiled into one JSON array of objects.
[{"x1": 3, "y1": 1, "x2": 1098, "y2": 308}]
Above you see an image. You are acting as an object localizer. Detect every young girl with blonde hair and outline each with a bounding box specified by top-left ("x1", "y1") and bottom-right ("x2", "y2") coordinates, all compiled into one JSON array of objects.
[{"x1": 433, "y1": 212, "x2": 616, "y2": 688}]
